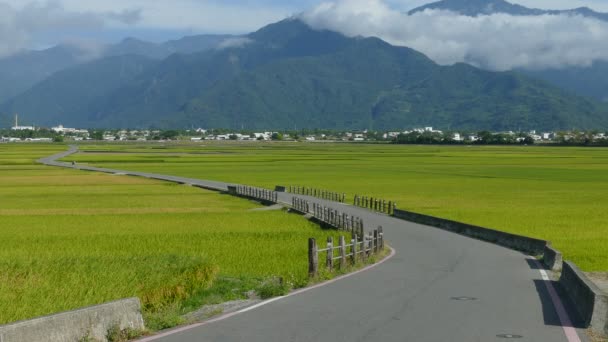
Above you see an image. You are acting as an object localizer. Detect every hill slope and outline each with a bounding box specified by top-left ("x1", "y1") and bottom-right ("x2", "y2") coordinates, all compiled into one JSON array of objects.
[{"x1": 3, "y1": 55, "x2": 155, "y2": 127}]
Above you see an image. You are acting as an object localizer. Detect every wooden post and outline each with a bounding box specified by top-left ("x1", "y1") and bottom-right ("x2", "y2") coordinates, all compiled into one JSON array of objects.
[
  {"x1": 369, "y1": 232, "x2": 375, "y2": 255},
  {"x1": 373, "y1": 229, "x2": 379, "y2": 254},
  {"x1": 308, "y1": 238, "x2": 318, "y2": 277},
  {"x1": 326, "y1": 237, "x2": 334, "y2": 270},
  {"x1": 378, "y1": 226, "x2": 384, "y2": 250},
  {"x1": 359, "y1": 220, "x2": 364, "y2": 241},
  {"x1": 339, "y1": 236, "x2": 346, "y2": 270},
  {"x1": 361, "y1": 235, "x2": 368, "y2": 262},
  {"x1": 351, "y1": 235, "x2": 357, "y2": 264}
]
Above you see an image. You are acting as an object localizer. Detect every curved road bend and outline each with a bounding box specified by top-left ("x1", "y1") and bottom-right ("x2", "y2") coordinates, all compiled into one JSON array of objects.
[{"x1": 40, "y1": 147, "x2": 586, "y2": 342}]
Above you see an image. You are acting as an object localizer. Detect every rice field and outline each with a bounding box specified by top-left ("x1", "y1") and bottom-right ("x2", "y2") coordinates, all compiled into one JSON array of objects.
[
  {"x1": 67, "y1": 142, "x2": 608, "y2": 272},
  {"x1": 0, "y1": 144, "x2": 342, "y2": 327}
]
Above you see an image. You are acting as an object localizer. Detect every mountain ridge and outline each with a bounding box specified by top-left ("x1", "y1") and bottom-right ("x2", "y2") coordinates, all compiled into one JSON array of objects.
[
  {"x1": 409, "y1": 0, "x2": 608, "y2": 21},
  {"x1": 2, "y1": 19, "x2": 606, "y2": 131}
]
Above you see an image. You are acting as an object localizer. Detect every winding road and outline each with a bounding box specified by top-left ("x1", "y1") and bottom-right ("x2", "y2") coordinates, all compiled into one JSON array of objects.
[{"x1": 40, "y1": 147, "x2": 587, "y2": 342}]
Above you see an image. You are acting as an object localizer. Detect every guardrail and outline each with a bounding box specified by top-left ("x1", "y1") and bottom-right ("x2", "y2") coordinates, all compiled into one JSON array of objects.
[
  {"x1": 288, "y1": 185, "x2": 346, "y2": 203},
  {"x1": 308, "y1": 227, "x2": 384, "y2": 277},
  {"x1": 353, "y1": 195, "x2": 396, "y2": 215}
]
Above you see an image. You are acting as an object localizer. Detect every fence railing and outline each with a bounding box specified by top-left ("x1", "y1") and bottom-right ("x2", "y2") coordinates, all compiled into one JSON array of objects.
[
  {"x1": 291, "y1": 197, "x2": 365, "y2": 237},
  {"x1": 308, "y1": 227, "x2": 384, "y2": 277},
  {"x1": 234, "y1": 185, "x2": 278, "y2": 203},
  {"x1": 288, "y1": 186, "x2": 346, "y2": 203},
  {"x1": 353, "y1": 195, "x2": 396, "y2": 215}
]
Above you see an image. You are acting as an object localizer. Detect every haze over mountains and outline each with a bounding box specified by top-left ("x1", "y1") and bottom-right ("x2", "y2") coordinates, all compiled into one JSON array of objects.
[{"x1": 1, "y1": 0, "x2": 608, "y2": 130}]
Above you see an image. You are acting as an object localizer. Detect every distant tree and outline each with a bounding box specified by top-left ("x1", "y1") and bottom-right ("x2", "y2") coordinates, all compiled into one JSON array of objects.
[
  {"x1": 53, "y1": 136, "x2": 64, "y2": 143},
  {"x1": 522, "y1": 136, "x2": 535, "y2": 145},
  {"x1": 229, "y1": 134, "x2": 238, "y2": 140},
  {"x1": 271, "y1": 133, "x2": 283, "y2": 141},
  {"x1": 91, "y1": 130, "x2": 104, "y2": 140},
  {"x1": 160, "y1": 130, "x2": 179, "y2": 140}
]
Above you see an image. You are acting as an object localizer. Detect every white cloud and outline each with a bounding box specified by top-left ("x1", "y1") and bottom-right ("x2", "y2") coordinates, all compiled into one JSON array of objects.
[
  {"x1": 0, "y1": 1, "x2": 140, "y2": 57},
  {"x1": 29, "y1": 0, "x2": 295, "y2": 33},
  {"x1": 217, "y1": 37, "x2": 253, "y2": 50},
  {"x1": 300, "y1": 0, "x2": 608, "y2": 70}
]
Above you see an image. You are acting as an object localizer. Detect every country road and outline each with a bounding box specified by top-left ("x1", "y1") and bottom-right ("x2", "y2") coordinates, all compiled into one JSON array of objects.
[{"x1": 40, "y1": 147, "x2": 587, "y2": 342}]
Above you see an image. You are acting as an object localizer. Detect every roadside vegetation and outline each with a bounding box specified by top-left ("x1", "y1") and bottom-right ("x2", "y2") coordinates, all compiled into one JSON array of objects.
[
  {"x1": 67, "y1": 142, "x2": 608, "y2": 272},
  {"x1": 0, "y1": 144, "x2": 344, "y2": 328}
]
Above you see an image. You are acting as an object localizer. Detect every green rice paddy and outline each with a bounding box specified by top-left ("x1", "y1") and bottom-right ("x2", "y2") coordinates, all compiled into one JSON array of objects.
[
  {"x1": 68, "y1": 142, "x2": 608, "y2": 272},
  {"x1": 0, "y1": 144, "x2": 341, "y2": 327},
  {"x1": 3, "y1": 142, "x2": 607, "y2": 327}
]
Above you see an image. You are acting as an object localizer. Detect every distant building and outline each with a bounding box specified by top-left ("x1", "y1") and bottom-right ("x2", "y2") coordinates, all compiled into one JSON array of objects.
[
  {"x1": 51, "y1": 125, "x2": 79, "y2": 134},
  {"x1": 10, "y1": 114, "x2": 34, "y2": 131}
]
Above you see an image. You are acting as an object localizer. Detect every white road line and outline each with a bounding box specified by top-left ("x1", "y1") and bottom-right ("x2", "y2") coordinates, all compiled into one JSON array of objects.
[
  {"x1": 137, "y1": 247, "x2": 396, "y2": 341},
  {"x1": 529, "y1": 258, "x2": 582, "y2": 342}
]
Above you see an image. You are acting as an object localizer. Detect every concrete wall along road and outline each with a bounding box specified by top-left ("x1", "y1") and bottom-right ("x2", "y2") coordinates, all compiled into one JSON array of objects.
[
  {"x1": 392, "y1": 208, "x2": 608, "y2": 338},
  {"x1": 0, "y1": 298, "x2": 145, "y2": 342},
  {"x1": 560, "y1": 262, "x2": 608, "y2": 337},
  {"x1": 392, "y1": 209, "x2": 547, "y2": 255}
]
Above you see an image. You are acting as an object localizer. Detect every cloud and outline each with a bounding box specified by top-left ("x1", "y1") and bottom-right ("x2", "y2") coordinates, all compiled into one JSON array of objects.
[
  {"x1": 0, "y1": 1, "x2": 141, "y2": 58},
  {"x1": 217, "y1": 37, "x2": 253, "y2": 50},
  {"x1": 300, "y1": 0, "x2": 608, "y2": 71}
]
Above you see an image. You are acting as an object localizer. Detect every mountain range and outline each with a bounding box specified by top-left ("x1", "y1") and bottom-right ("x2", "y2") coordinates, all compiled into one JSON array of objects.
[
  {"x1": 1, "y1": 0, "x2": 608, "y2": 130},
  {"x1": 409, "y1": 0, "x2": 608, "y2": 21},
  {"x1": 0, "y1": 34, "x2": 233, "y2": 104}
]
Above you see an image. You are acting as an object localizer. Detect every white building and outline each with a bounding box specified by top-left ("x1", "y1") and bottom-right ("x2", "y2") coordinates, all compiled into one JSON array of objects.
[
  {"x1": 51, "y1": 125, "x2": 78, "y2": 133},
  {"x1": 10, "y1": 115, "x2": 34, "y2": 131}
]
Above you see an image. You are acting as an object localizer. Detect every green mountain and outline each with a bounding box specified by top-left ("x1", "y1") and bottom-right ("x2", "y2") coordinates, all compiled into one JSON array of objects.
[
  {"x1": 524, "y1": 61, "x2": 608, "y2": 103},
  {"x1": 2, "y1": 55, "x2": 155, "y2": 127},
  {"x1": 0, "y1": 35, "x2": 233, "y2": 105},
  {"x1": 409, "y1": 0, "x2": 608, "y2": 21},
  {"x1": 2, "y1": 19, "x2": 607, "y2": 130}
]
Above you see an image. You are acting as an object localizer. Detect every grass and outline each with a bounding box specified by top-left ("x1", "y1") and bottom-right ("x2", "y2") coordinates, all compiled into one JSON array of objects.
[
  {"x1": 0, "y1": 144, "x2": 345, "y2": 328},
  {"x1": 65, "y1": 141, "x2": 608, "y2": 272}
]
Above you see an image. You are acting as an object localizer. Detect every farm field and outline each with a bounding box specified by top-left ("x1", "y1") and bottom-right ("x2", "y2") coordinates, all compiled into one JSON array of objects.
[
  {"x1": 0, "y1": 144, "x2": 342, "y2": 328},
  {"x1": 67, "y1": 142, "x2": 608, "y2": 272}
]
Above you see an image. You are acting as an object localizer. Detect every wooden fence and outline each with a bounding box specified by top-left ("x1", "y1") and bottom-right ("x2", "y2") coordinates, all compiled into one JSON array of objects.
[
  {"x1": 288, "y1": 185, "x2": 346, "y2": 203},
  {"x1": 292, "y1": 197, "x2": 365, "y2": 237},
  {"x1": 308, "y1": 227, "x2": 384, "y2": 277},
  {"x1": 353, "y1": 195, "x2": 396, "y2": 215},
  {"x1": 235, "y1": 185, "x2": 278, "y2": 202}
]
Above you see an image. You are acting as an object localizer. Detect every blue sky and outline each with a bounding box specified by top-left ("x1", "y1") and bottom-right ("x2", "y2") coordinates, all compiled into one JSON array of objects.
[{"x1": 2, "y1": 0, "x2": 608, "y2": 54}]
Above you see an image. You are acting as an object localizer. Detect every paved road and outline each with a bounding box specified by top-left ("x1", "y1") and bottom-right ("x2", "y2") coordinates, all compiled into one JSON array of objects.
[{"x1": 41, "y1": 147, "x2": 586, "y2": 342}]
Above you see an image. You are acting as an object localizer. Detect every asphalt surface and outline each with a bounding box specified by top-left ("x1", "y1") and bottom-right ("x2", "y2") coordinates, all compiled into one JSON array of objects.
[{"x1": 40, "y1": 147, "x2": 587, "y2": 342}]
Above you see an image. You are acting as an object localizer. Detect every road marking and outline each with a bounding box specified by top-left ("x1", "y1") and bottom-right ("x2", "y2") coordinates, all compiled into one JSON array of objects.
[
  {"x1": 137, "y1": 247, "x2": 396, "y2": 341},
  {"x1": 529, "y1": 258, "x2": 582, "y2": 342}
]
